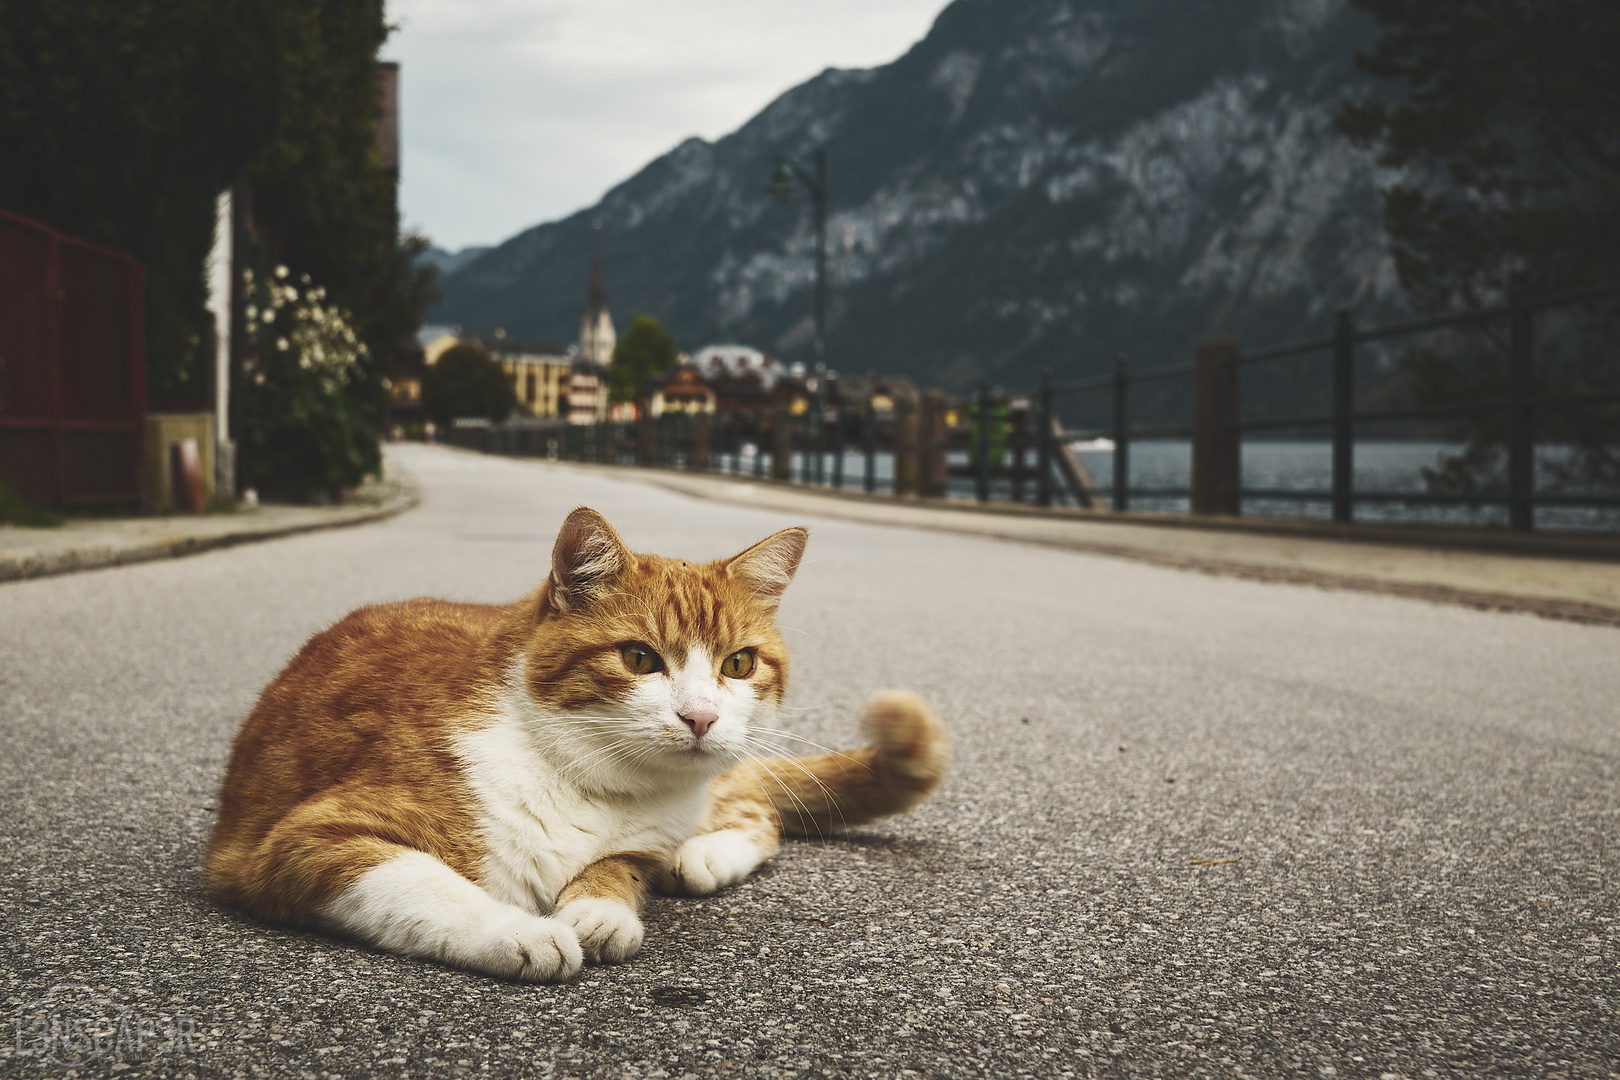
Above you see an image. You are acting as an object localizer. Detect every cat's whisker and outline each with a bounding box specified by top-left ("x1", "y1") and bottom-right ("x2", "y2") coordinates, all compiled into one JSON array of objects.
[
  {"x1": 727, "y1": 754, "x2": 826, "y2": 844},
  {"x1": 746, "y1": 728, "x2": 877, "y2": 774},
  {"x1": 741, "y1": 744, "x2": 855, "y2": 819},
  {"x1": 746, "y1": 744, "x2": 851, "y2": 818},
  {"x1": 739, "y1": 753, "x2": 845, "y2": 841}
]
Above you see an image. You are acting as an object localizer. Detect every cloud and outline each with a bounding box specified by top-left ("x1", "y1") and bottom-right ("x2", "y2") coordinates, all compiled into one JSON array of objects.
[{"x1": 385, "y1": 0, "x2": 950, "y2": 250}]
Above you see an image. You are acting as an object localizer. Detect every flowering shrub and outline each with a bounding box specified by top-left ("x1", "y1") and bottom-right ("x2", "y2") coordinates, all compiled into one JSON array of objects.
[{"x1": 239, "y1": 265, "x2": 381, "y2": 501}]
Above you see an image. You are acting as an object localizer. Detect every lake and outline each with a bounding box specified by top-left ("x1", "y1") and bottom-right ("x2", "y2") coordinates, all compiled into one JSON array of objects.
[{"x1": 718, "y1": 440, "x2": 1619, "y2": 532}]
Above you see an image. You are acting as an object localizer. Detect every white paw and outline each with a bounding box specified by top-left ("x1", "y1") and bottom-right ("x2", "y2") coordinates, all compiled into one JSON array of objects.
[
  {"x1": 664, "y1": 830, "x2": 765, "y2": 896},
  {"x1": 556, "y1": 898, "x2": 645, "y2": 964},
  {"x1": 466, "y1": 910, "x2": 584, "y2": 982}
]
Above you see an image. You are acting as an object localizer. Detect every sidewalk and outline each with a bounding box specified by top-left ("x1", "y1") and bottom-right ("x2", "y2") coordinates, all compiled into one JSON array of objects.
[
  {"x1": 622, "y1": 466, "x2": 1620, "y2": 628},
  {"x1": 0, "y1": 469, "x2": 416, "y2": 584}
]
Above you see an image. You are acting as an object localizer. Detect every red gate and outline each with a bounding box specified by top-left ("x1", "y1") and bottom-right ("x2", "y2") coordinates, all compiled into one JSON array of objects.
[{"x1": 0, "y1": 207, "x2": 145, "y2": 506}]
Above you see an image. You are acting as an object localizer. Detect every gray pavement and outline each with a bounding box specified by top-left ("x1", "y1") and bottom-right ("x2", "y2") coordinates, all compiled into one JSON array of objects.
[
  {"x1": 0, "y1": 470, "x2": 414, "y2": 584},
  {"x1": 1, "y1": 442, "x2": 1616, "y2": 1079}
]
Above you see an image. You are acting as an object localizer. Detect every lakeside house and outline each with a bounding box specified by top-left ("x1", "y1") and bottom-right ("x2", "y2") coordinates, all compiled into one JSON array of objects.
[{"x1": 466, "y1": 330, "x2": 571, "y2": 419}]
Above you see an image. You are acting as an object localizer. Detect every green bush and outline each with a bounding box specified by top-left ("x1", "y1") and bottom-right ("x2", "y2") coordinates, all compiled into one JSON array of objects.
[
  {"x1": 238, "y1": 266, "x2": 380, "y2": 502},
  {"x1": 423, "y1": 345, "x2": 517, "y2": 428}
]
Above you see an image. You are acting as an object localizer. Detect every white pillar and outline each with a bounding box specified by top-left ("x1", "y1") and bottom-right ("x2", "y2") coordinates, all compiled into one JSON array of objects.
[{"x1": 207, "y1": 189, "x2": 234, "y2": 497}]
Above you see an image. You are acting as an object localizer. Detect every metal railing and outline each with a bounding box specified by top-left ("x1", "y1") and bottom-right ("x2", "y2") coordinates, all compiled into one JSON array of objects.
[{"x1": 443, "y1": 281, "x2": 1620, "y2": 533}]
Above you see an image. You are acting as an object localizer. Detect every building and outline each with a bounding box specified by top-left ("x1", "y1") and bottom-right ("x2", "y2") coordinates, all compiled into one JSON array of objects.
[
  {"x1": 416, "y1": 324, "x2": 464, "y2": 366},
  {"x1": 649, "y1": 363, "x2": 716, "y2": 416},
  {"x1": 691, "y1": 344, "x2": 781, "y2": 415},
  {"x1": 567, "y1": 356, "x2": 610, "y2": 424},
  {"x1": 827, "y1": 372, "x2": 918, "y2": 413},
  {"x1": 468, "y1": 331, "x2": 571, "y2": 418}
]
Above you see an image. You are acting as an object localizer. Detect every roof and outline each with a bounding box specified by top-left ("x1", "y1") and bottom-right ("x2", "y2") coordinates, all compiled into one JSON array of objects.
[{"x1": 416, "y1": 324, "x2": 461, "y2": 347}]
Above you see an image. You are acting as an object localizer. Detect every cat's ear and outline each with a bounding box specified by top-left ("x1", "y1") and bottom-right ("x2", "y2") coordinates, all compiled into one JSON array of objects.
[
  {"x1": 724, "y1": 527, "x2": 808, "y2": 611},
  {"x1": 549, "y1": 507, "x2": 632, "y2": 615}
]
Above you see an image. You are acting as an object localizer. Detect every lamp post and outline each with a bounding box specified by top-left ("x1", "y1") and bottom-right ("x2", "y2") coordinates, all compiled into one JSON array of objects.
[{"x1": 767, "y1": 148, "x2": 827, "y2": 483}]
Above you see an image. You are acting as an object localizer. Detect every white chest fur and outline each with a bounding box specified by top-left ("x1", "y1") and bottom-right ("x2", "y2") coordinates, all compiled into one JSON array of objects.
[{"x1": 455, "y1": 711, "x2": 708, "y2": 914}]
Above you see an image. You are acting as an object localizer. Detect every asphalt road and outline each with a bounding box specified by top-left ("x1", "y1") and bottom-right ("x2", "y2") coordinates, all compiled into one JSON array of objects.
[{"x1": 2, "y1": 443, "x2": 1616, "y2": 1079}]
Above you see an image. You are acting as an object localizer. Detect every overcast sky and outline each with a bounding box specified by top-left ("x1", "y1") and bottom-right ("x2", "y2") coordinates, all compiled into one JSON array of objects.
[{"x1": 384, "y1": 0, "x2": 952, "y2": 252}]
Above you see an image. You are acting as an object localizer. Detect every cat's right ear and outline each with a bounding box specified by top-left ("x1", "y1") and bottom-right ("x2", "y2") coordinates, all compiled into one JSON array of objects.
[
  {"x1": 549, "y1": 507, "x2": 632, "y2": 615},
  {"x1": 724, "y1": 526, "x2": 808, "y2": 613}
]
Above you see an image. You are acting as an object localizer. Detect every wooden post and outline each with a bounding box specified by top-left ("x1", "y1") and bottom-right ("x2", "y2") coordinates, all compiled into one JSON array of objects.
[
  {"x1": 1507, "y1": 276, "x2": 1534, "y2": 531},
  {"x1": 1037, "y1": 371, "x2": 1053, "y2": 507},
  {"x1": 1009, "y1": 405, "x2": 1026, "y2": 504},
  {"x1": 832, "y1": 402, "x2": 846, "y2": 489},
  {"x1": 920, "y1": 390, "x2": 949, "y2": 498},
  {"x1": 863, "y1": 397, "x2": 877, "y2": 494},
  {"x1": 893, "y1": 396, "x2": 918, "y2": 496},
  {"x1": 1191, "y1": 338, "x2": 1241, "y2": 516},
  {"x1": 974, "y1": 384, "x2": 991, "y2": 503},
  {"x1": 771, "y1": 407, "x2": 792, "y2": 481},
  {"x1": 637, "y1": 412, "x2": 655, "y2": 466},
  {"x1": 1331, "y1": 311, "x2": 1354, "y2": 524},
  {"x1": 691, "y1": 411, "x2": 711, "y2": 471},
  {"x1": 1112, "y1": 354, "x2": 1129, "y2": 512}
]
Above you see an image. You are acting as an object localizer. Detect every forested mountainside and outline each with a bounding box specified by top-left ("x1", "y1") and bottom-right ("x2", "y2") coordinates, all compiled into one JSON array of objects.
[{"x1": 433, "y1": 0, "x2": 1399, "y2": 395}]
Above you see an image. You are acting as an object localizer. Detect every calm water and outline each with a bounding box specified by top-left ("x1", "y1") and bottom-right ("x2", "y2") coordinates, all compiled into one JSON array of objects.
[{"x1": 714, "y1": 440, "x2": 1618, "y2": 532}]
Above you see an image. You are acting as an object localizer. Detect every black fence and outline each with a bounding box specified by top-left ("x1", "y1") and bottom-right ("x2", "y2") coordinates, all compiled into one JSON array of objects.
[{"x1": 444, "y1": 282, "x2": 1620, "y2": 534}]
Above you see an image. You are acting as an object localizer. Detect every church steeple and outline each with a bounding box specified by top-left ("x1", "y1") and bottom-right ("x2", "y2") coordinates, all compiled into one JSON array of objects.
[
  {"x1": 587, "y1": 247, "x2": 608, "y2": 316},
  {"x1": 579, "y1": 218, "x2": 616, "y2": 365}
]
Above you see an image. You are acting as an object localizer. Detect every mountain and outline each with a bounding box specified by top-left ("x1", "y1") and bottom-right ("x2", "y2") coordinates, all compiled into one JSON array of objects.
[
  {"x1": 432, "y1": 0, "x2": 1401, "y2": 401},
  {"x1": 418, "y1": 245, "x2": 493, "y2": 278}
]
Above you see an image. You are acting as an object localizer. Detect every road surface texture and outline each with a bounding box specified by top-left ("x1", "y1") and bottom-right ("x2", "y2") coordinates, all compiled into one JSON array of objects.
[{"x1": 2, "y1": 443, "x2": 1615, "y2": 1079}]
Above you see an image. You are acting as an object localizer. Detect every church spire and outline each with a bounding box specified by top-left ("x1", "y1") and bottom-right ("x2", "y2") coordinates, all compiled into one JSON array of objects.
[
  {"x1": 587, "y1": 248, "x2": 607, "y2": 315},
  {"x1": 587, "y1": 216, "x2": 607, "y2": 314},
  {"x1": 579, "y1": 217, "x2": 616, "y2": 365}
]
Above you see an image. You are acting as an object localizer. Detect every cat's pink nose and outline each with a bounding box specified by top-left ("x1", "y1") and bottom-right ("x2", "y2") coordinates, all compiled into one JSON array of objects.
[{"x1": 680, "y1": 709, "x2": 718, "y2": 738}]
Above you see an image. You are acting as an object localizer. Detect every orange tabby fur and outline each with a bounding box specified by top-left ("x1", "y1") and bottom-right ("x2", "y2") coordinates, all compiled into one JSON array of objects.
[{"x1": 206, "y1": 508, "x2": 950, "y2": 980}]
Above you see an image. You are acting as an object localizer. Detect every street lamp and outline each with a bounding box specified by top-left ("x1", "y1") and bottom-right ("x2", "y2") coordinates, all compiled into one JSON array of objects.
[{"x1": 767, "y1": 148, "x2": 827, "y2": 483}]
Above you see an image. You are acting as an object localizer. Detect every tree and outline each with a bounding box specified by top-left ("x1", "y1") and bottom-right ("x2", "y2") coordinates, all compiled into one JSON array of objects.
[
  {"x1": 0, "y1": 0, "x2": 274, "y2": 401},
  {"x1": 608, "y1": 315, "x2": 679, "y2": 405},
  {"x1": 1338, "y1": 0, "x2": 1620, "y2": 497},
  {"x1": 0, "y1": 0, "x2": 410, "y2": 400},
  {"x1": 422, "y1": 345, "x2": 516, "y2": 428}
]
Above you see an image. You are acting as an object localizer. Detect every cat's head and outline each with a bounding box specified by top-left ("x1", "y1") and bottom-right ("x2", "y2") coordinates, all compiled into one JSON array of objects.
[{"x1": 520, "y1": 507, "x2": 807, "y2": 783}]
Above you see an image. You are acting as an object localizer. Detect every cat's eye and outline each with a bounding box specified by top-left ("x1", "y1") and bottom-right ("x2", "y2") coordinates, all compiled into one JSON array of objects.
[
  {"x1": 721, "y1": 649, "x2": 756, "y2": 679},
  {"x1": 620, "y1": 643, "x2": 663, "y2": 675}
]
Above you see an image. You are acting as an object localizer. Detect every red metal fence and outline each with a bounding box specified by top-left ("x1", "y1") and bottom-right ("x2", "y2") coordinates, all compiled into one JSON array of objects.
[{"x1": 0, "y1": 207, "x2": 145, "y2": 506}]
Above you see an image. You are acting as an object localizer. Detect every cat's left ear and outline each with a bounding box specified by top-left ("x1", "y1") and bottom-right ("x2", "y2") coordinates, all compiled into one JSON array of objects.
[
  {"x1": 549, "y1": 507, "x2": 633, "y2": 615},
  {"x1": 724, "y1": 527, "x2": 808, "y2": 612}
]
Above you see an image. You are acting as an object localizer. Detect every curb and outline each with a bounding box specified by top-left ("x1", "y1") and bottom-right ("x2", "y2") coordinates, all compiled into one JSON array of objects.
[
  {"x1": 626, "y1": 470, "x2": 1620, "y2": 629},
  {"x1": 0, "y1": 483, "x2": 419, "y2": 585}
]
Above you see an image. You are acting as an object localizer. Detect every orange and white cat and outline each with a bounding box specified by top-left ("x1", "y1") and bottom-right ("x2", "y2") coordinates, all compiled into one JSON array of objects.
[{"x1": 206, "y1": 507, "x2": 950, "y2": 981}]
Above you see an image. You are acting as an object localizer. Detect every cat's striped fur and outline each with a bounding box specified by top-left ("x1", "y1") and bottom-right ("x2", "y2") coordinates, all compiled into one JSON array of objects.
[{"x1": 206, "y1": 507, "x2": 949, "y2": 980}]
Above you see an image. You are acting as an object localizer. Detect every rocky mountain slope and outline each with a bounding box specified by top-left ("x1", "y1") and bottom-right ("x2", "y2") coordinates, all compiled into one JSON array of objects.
[{"x1": 433, "y1": 0, "x2": 1400, "y2": 399}]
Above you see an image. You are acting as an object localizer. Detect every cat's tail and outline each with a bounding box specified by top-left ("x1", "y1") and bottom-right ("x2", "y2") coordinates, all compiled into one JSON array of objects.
[{"x1": 744, "y1": 691, "x2": 951, "y2": 837}]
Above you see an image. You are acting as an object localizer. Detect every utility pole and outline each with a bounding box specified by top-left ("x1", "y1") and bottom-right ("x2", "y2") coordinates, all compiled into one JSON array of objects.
[{"x1": 767, "y1": 148, "x2": 828, "y2": 482}]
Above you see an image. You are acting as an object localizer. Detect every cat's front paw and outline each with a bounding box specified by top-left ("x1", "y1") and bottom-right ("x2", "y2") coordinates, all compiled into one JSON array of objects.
[
  {"x1": 555, "y1": 898, "x2": 644, "y2": 964},
  {"x1": 467, "y1": 910, "x2": 584, "y2": 982},
  {"x1": 663, "y1": 829, "x2": 765, "y2": 896}
]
